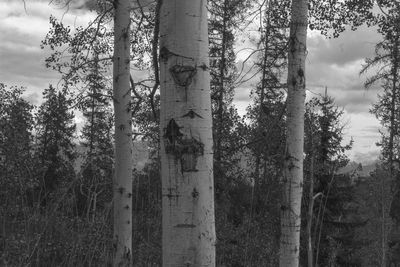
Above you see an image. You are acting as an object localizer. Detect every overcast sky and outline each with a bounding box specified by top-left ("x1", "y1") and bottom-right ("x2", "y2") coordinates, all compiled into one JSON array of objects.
[{"x1": 0, "y1": 0, "x2": 384, "y2": 164}]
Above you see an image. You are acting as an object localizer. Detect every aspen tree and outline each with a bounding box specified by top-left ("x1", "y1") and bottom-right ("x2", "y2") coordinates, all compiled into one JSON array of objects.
[
  {"x1": 159, "y1": 0, "x2": 216, "y2": 266},
  {"x1": 279, "y1": 0, "x2": 308, "y2": 266},
  {"x1": 112, "y1": 0, "x2": 133, "y2": 266}
]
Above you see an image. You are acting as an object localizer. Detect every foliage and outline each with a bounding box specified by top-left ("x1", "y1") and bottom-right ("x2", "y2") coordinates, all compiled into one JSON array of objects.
[
  {"x1": 309, "y1": 0, "x2": 375, "y2": 38},
  {"x1": 34, "y1": 85, "x2": 76, "y2": 205},
  {"x1": 361, "y1": 6, "x2": 400, "y2": 257},
  {"x1": 354, "y1": 165, "x2": 396, "y2": 266},
  {"x1": 4, "y1": 0, "x2": 399, "y2": 265},
  {"x1": 132, "y1": 162, "x2": 162, "y2": 266},
  {"x1": 302, "y1": 94, "x2": 364, "y2": 267},
  {"x1": 0, "y1": 84, "x2": 35, "y2": 197},
  {"x1": 77, "y1": 57, "x2": 114, "y2": 220}
]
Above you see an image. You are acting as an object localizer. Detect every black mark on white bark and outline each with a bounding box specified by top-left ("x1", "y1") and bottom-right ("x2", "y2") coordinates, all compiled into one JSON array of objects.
[
  {"x1": 182, "y1": 109, "x2": 203, "y2": 119},
  {"x1": 164, "y1": 119, "x2": 183, "y2": 145},
  {"x1": 170, "y1": 65, "x2": 196, "y2": 87}
]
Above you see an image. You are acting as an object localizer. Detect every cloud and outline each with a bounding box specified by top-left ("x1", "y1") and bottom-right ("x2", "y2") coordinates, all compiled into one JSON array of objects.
[
  {"x1": 363, "y1": 125, "x2": 381, "y2": 132},
  {"x1": 0, "y1": 21, "x2": 61, "y2": 92},
  {"x1": 234, "y1": 86, "x2": 252, "y2": 102},
  {"x1": 0, "y1": 0, "x2": 385, "y2": 165},
  {"x1": 308, "y1": 25, "x2": 380, "y2": 66},
  {"x1": 351, "y1": 149, "x2": 381, "y2": 165},
  {"x1": 24, "y1": 91, "x2": 41, "y2": 105},
  {"x1": 329, "y1": 87, "x2": 379, "y2": 114},
  {"x1": 0, "y1": 0, "x2": 97, "y2": 100},
  {"x1": 306, "y1": 33, "x2": 382, "y2": 115}
]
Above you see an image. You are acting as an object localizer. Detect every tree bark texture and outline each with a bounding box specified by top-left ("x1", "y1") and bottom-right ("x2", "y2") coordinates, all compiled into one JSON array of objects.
[
  {"x1": 279, "y1": 0, "x2": 308, "y2": 266},
  {"x1": 112, "y1": 0, "x2": 133, "y2": 266},
  {"x1": 159, "y1": 0, "x2": 216, "y2": 266}
]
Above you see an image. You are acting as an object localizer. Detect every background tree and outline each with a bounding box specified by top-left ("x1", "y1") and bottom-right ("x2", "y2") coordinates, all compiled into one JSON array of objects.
[
  {"x1": 34, "y1": 85, "x2": 76, "y2": 206},
  {"x1": 0, "y1": 83, "x2": 35, "y2": 215},
  {"x1": 40, "y1": 2, "x2": 157, "y2": 265},
  {"x1": 354, "y1": 165, "x2": 394, "y2": 266},
  {"x1": 77, "y1": 53, "x2": 114, "y2": 221},
  {"x1": 112, "y1": 0, "x2": 134, "y2": 265},
  {"x1": 208, "y1": 0, "x2": 250, "y2": 199},
  {"x1": 279, "y1": 0, "x2": 308, "y2": 266},
  {"x1": 359, "y1": 3, "x2": 400, "y2": 265},
  {"x1": 237, "y1": 0, "x2": 289, "y2": 265},
  {"x1": 302, "y1": 94, "x2": 358, "y2": 267}
]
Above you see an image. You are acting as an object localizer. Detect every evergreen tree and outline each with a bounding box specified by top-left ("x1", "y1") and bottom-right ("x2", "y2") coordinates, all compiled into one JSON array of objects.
[
  {"x1": 234, "y1": 1, "x2": 289, "y2": 264},
  {"x1": 0, "y1": 83, "x2": 35, "y2": 205},
  {"x1": 356, "y1": 165, "x2": 398, "y2": 267},
  {"x1": 360, "y1": 4, "x2": 400, "y2": 264},
  {"x1": 208, "y1": 0, "x2": 250, "y2": 197},
  {"x1": 34, "y1": 85, "x2": 76, "y2": 205},
  {"x1": 303, "y1": 94, "x2": 364, "y2": 267},
  {"x1": 249, "y1": 0, "x2": 288, "y2": 200},
  {"x1": 78, "y1": 54, "x2": 114, "y2": 220}
]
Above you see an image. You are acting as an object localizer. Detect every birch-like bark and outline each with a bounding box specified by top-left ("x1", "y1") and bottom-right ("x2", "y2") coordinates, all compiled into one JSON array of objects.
[
  {"x1": 113, "y1": 1, "x2": 133, "y2": 266},
  {"x1": 279, "y1": 0, "x2": 308, "y2": 266},
  {"x1": 159, "y1": 0, "x2": 216, "y2": 266}
]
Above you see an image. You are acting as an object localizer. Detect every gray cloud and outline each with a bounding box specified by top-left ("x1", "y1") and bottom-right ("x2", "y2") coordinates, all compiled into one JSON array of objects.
[
  {"x1": 0, "y1": 37, "x2": 60, "y2": 95},
  {"x1": 331, "y1": 88, "x2": 378, "y2": 114},
  {"x1": 234, "y1": 86, "x2": 252, "y2": 102},
  {"x1": 363, "y1": 125, "x2": 381, "y2": 132},
  {"x1": 352, "y1": 149, "x2": 381, "y2": 165},
  {"x1": 0, "y1": 0, "x2": 385, "y2": 164},
  {"x1": 24, "y1": 91, "x2": 42, "y2": 105},
  {"x1": 308, "y1": 25, "x2": 380, "y2": 66},
  {"x1": 0, "y1": 0, "x2": 98, "y2": 104}
]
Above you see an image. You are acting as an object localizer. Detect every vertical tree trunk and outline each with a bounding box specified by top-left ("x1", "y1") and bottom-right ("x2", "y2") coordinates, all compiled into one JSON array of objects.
[
  {"x1": 386, "y1": 35, "x2": 399, "y2": 267},
  {"x1": 388, "y1": 38, "x2": 398, "y2": 171},
  {"x1": 255, "y1": 0, "x2": 273, "y2": 193},
  {"x1": 307, "y1": 120, "x2": 315, "y2": 267},
  {"x1": 112, "y1": 0, "x2": 133, "y2": 266},
  {"x1": 159, "y1": 0, "x2": 216, "y2": 266},
  {"x1": 381, "y1": 169, "x2": 386, "y2": 267},
  {"x1": 215, "y1": 0, "x2": 228, "y2": 164},
  {"x1": 279, "y1": 0, "x2": 308, "y2": 266}
]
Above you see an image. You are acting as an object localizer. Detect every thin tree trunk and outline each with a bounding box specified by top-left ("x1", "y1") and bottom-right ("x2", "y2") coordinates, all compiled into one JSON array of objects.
[
  {"x1": 388, "y1": 37, "x2": 398, "y2": 171},
  {"x1": 381, "y1": 168, "x2": 386, "y2": 267},
  {"x1": 159, "y1": 0, "x2": 216, "y2": 266},
  {"x1": 112, "y1": 0, "x2": 133, "y2": 266},
  {"x1": 313, "y1": 193, "x2": 323, "y2": 266},
  {"x1": 314, "y1": 168, "x2": 336, "y2": 267},
  {"x1": 385, "y1": 35, "x2": 399, "y2": 267},
  {"x1": 255, "y1": 0, "x2": 272, "y2": 195},
  {"x1": 307, "y1": 119, "x2": 315, "y2": 267},
  {"x1": 215, "y1": 0, "x2": 228, "y2": 164},
  {"x1": 279, "y1": 0, "x2": 308, "y2": 266}
]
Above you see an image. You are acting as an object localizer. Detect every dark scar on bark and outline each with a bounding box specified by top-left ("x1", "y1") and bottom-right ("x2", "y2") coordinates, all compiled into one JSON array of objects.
[
  {"x1": 170, "y1": 65, "x2": 197, "y2": 87},
  {"x1": 182, "y1": 109, "x2": 203, "y2": 119},
  {"x1": 163, "y1": 119, "x2": 183, "y2": 144}
]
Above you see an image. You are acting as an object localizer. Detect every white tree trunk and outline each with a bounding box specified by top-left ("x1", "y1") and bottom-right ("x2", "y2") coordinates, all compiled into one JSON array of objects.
[
  {"x1": 159, "y1": 0, "x2": 216, "y2": 266},
  {"x1": 279, "y1": 0, "x2": 308, "y2": 266},
  {"x1": 112, "y1": 1, "x2": 133, "y2": 266}
]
